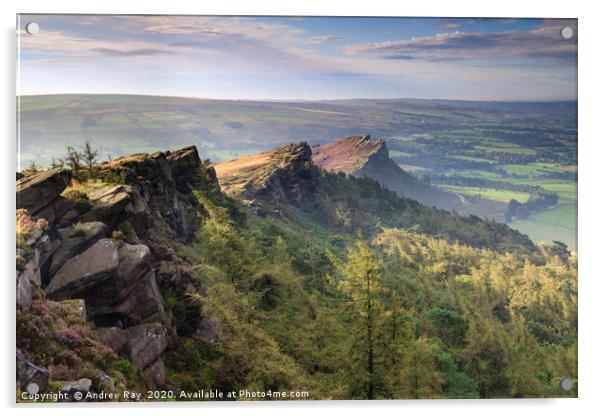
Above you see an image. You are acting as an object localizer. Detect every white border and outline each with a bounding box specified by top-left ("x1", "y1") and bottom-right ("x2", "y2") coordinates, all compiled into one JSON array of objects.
[{"x1": 2, "y1": 1, "x2": 601, "y2": 415}]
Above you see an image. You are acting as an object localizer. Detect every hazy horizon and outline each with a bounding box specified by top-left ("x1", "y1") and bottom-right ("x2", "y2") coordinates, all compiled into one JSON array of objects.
[
  {"x1": 17, "y1": 15, "x2": 577, "y2": 101},
  {"x1": 17, "y1": 92, "x2": 578, "y2": 103}
]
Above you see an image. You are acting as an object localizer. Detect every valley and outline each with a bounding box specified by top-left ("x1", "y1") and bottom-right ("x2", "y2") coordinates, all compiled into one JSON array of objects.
[{"x1": 18, "y1": 94, "x2": 577, "y2": 249}]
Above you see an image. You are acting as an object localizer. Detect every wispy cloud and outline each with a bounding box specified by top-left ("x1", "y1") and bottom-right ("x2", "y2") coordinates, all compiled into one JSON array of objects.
[
  {"x1": 92, "y1": 48, "x2": 173, "y2": 57},
  {"x1": 308, "y1": 35, "x2": 344, "y2": 44},
  {"x1": 19, "y1": 29, "x2": 174, "y2": 58},
  {"x1": 342, "y1": 20, "x2": 577, "y2": 63},
  {"x1": 17, "y1": 15, "x2": 577, "y2": 100}
]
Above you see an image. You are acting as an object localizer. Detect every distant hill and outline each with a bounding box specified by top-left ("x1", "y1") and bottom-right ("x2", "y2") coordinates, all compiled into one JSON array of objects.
[
  {"x1": 312, "y1": 135, "x2": 505, "y2": 220},
  {"x1": 17, "y1": 94, "x2": 576, "y2": 167}
]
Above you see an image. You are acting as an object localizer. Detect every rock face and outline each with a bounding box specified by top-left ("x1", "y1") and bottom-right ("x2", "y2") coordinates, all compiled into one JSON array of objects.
[
  {"x1": 312, "y1": 135, "x2": 506, "y2": 220},
  {"x1": 165, "y1": 146, "x2": 202, "y2": 192},
  {"x1": 16, "y1": 145, "x2": 222, "y2": 393},
  {"x1": 98, "y1": 147, "x2": 213, "y2": 239},
  {"x1": 127, "y1": 323, "x2": 168, "y2": 385},
  {"x1": 95, "y1": 327, "x2": 129, "y2": 354},
  {"x1": 17, "y1": 210, "x2": 62, "y2": 309},
  {"x1": 214, "y1": 142, "x2": 318, "y2": 206},
  {"x1": 85, "y1": 243, "x2": 167, "y2": 326},
  {"x1": 45, "y1": 239, "x2": 120, "y2": 300},
  {"x1": 46, "y1": 221, "x2": 109, "y2": 278},
  {"x1": 16, "y1": 168, "x2": 72, "y2": 214}
]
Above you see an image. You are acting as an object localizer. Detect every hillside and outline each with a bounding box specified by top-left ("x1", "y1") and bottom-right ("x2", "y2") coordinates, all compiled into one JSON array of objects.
[
  {"x1": 311, "y1": 135, "x2": 506, "y2": 219},
  {"x1": 17, "y1": 94, "x2": 577, "y2": 249},
  {"x1": 16, "y1": 143, "x2": 576, "y2": 401},
  {"x1": 215, "y1": 141, "x2": 532, "y2": 252}
]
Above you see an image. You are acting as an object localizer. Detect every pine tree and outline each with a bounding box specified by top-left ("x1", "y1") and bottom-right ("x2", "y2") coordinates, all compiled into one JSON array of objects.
[
  {"x1": 329, "y1": 239, "x2": 385, "y2": 399},
  {"x1": 81, "y1": 139, "x2": 99, "y2": 179},
  {"x1": 398, "y1": 337, "x2": 444, "y2": 399},
  {"x1": 65, "y1": 145, "x2": 83, "y2": 178}
]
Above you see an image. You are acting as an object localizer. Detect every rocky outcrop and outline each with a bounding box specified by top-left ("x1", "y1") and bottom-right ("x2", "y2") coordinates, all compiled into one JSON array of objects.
[
  {"x1": 143, "y1": 358, "x2": 167, "y2": 387},
  {"x1": 59, "y1": 378, "x2": 92, "y2": 401},
  {"x1": 85, "y1": 186, "x2": 133, "y2": 226},
  {"x1": 214, "y1": 142, "x2": 318, "y2": 206},
  {"x1": 45, "y1": 239, "x2": 119, "y2": 300},
  {"x1": 98, "y1": 147, "x2": 214, "y2": 239},
  {"x1": 95, "y1": 326, "x2": 129, "y2": 354},
  {"x1": 17, "y1": 211, "x2": 61, "y2": 309},
  {"x1": 16, "y1": 168, "x2": 72, "y2": 214},
  {"x1": 17, "y1": 351, "x2": 49, "y2": 393},
  {"x1": 165, "y1": 146, "x2": 202, "y2": 192},
  {"x1": 16, "y1": 145, "x2": 222, "y2": 393},
  {"x1": 85, "y1": 243, "x2": 167, "y2": 327},
  {"x1": 312, "y1": 135, "x2": 506, "y2": 220},
  {"x1": 46, "y1": 221, "x2": 108, "y2": 278},
  {"x1": 127, "y1": 323, "x2": 168, "y2": 385}
]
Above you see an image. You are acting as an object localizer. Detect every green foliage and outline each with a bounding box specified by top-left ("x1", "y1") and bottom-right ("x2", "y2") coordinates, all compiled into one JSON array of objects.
[
  {"x1": 172, "y1": 180, "x2": 577, "y2": 400},
  {"x1": 437, "y1": 351, "x2": 479, "y2": 398},
  {"x1": 327, "y1": 239, "x2": 386, "y2": 399},
  {"x1": 425, "y1": 308, "x2": 469, "y2": 347},
  {"x1": 312, "y1": 170, "x2": 535, "y2": 253}
]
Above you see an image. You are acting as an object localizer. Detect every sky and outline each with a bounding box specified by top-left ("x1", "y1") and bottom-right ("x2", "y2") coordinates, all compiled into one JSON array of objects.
[{"x1": 17, "y1": 15, "x2": 577, "y2": 101}]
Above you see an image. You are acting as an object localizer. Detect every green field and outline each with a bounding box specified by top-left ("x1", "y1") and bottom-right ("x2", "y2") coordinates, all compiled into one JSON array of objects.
[
  {"x1": 439, "y1": 185, "x2": 531, "y2": 203},
  {"x1": 510, "y1": 203, "x2": 577, "y2": 250}
]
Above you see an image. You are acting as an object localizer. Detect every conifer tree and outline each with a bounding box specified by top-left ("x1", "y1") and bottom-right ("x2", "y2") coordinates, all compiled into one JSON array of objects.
[
  {"x1": 329, "y1": 239, "x2": 385, "y2": 399},
  {"x1": 81, "y1": 139, "x2": 99, "y2": 179}
]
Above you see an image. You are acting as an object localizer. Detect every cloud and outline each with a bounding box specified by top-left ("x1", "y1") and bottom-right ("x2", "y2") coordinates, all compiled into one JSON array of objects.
[
  {"x1": 308, "y1": 35, "x2": 344, "y2": 44},
  {"x1": 436, "y1": 20, "x2": 462, "y2": 30},
  {"x1": 19, "y1": 29, "x2": 173, "y2": 58},
  {"x1": 92, "y1": 48, "x2": 173, "y2": 57},
  {"x1": 342, "y1": 20, "x2": 577, "y2": 63}
]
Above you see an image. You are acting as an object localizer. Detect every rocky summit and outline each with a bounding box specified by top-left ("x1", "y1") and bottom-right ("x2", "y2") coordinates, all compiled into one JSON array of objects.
[
  {"x1": 214, "y1": 142, "x2": 318, "y2": 206},
  {"x1": 312, "y1": 135, "x2": 505, "y2": 219}
]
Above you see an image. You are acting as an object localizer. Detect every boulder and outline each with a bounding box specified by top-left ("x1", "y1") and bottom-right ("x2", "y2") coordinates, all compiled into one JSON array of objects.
[
  {"x1": 34, "y1": 196, "x2": 76, "y2": 227},
  {"x1": 85, "y1": 186, "x2": 132, "y2": 227},
  {"x1": 127, "y1": 323, "x2": 168, "y2": 370},
  {"x1": 16, "y1": 265, "x2": 35, "y2": 310},
  {"x1": 125, "y1": 189, "x2": 151, "y2": 236},
  {"x1": 16, "y1": 168, "x2": 72, "y2": 214},
  {"x1": 95, "y1": 326, "x2": 128, "y2": 354},
  {"x1": 100, "y1": 151, "x2": 174, "y2": 195},
  {"x1": 16, "y1": 351, "x2": 49, "y2": 393},
  {"x1": 142, "y1": 359, "x2": 166, "y2": 387},
  {"x1": 94, "y1": 372, "x2": 116, "y2": 396},
  {"x1": 165, "y1": 146, "x2": 201, "y2": 192},
  {"x1": 46, "y1": 221, "x2": 108, "y2": 278},
  {"x1": 45, "y1": 239, "x2": 119, "y2": 300},
  {"x1": 86, "y1": 243, "x2": 166, "y2": 326},
  {"x1": 35, "y1": 233, "x2": 62, "y2": 280},
  {"x1": 59, "y1": 378, "x2": 92, "y2": 402}
]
